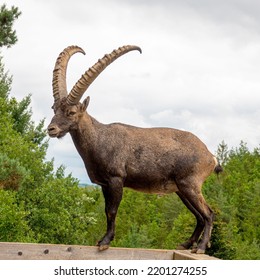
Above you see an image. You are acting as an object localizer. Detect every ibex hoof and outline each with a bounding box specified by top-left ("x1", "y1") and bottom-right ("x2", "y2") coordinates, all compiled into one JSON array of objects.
[
  {"x1": 191, "y1": 248, "x2": 205, "y2": 254},
  {"x1": 98, "y1": 244, "x2": 110, "y2": 251},
  {"x1": 196, "y1": 248, "x2": 205, "y2": 254}
]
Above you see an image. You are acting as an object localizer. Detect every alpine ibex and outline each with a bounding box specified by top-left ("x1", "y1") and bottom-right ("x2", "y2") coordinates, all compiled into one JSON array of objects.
[{"x1": 47, "y1": 45, "x2": 222, "y2": 254}]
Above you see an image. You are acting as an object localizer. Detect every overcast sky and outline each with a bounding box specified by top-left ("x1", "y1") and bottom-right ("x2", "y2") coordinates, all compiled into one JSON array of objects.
[{"x1": 3, "y1": 0, "x2": 260, "y2": 183}]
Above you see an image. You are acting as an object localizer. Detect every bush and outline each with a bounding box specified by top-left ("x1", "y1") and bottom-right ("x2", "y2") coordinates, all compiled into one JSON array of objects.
[{"x1": 0, "y1": 189, "x2": 34, "y2": 242}]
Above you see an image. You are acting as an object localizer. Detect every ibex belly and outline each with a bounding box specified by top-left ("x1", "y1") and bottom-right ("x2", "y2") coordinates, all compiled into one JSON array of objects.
[{"x1": 126, "y1": 180, "x2": 179, "y2": 195}]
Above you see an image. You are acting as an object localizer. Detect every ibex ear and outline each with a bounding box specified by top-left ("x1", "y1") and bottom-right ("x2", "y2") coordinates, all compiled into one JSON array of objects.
[{"x1": 81, "y1": 96, "x2": 90, "y2": 111}]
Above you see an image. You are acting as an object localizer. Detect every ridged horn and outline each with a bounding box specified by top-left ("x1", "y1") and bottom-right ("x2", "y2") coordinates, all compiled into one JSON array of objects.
[
  {"x1": 67, "y1": 45, "x2": 142, "y2": 105},
  {"x1": 52, "y1": 46, "x2": 85, "y2": 105}
]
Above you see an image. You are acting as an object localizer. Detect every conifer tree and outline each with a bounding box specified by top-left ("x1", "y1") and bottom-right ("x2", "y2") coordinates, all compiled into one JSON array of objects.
[{"x1": 0, "y1": 4, "x2": 21, "y2": 48}]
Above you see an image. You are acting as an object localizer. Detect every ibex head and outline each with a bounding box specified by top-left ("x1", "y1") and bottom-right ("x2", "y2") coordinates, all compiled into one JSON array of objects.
[{"x1": 47, "y1": 45, "x2": 142, "y2": 138}]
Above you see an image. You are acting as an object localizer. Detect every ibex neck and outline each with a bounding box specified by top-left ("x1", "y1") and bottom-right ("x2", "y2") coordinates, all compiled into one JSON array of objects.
[
  {"x1": 69, "y1": 113, "x2": 104, "y2": 182},
  {"x1": 70, "y1": 113, "x2": 100, "y2": 156}
]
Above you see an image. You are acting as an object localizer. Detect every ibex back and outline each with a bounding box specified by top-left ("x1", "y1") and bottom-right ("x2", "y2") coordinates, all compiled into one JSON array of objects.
[{"x1": 47, "y1": 45, "x2": 222, "y2": 254}]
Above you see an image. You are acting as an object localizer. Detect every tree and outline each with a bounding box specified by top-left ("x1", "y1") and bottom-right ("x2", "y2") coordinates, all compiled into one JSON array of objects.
[
  {"x1": 216, "y1": 140, "x2": 229, "y2": 166},
  {"x1": 203, "y1": 142, "x2": 260, "y2": 259},
  {"x1": 0, "y1": 4, "x2": 21, "y2": 48}
]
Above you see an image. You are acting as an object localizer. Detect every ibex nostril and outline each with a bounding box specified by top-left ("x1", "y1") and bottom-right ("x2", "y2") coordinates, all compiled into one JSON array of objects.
[{"x1": 47, "y1": 125, "x2": 55, "y2": 132}]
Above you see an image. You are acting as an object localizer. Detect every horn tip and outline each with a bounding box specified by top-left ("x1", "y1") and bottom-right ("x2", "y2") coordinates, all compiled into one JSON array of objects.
[
  {"x1": 74, "y1": 45, "x2": 86, "y2": 55},
  {"x1": 132, "y1": 45, "x2": 142, "y2": 54},
  {"x1": 136, "y1": 47, "x2": 142, "y2": 54}
]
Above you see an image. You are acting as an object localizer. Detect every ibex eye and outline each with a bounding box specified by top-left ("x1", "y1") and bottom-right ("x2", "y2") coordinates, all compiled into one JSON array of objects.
[{"x1": 68, "y1": 111, "x2": 76, "y2": 116}]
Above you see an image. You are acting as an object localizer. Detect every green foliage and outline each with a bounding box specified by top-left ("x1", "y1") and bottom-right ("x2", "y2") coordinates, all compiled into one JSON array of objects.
[
  {"x1": 0, "y1": 189, "x2": 34, "y2": 242},
  {"x1": 0, "y1": 57, "x2": 12, "y2": 99},
  {"x1": 164, "y1": 210, "x2": 194, "y2": 249},
  {"x1": 114, "y1": 190, "x2": 166, "y2": 249},
  {"x1": 18, "y1": 177, "x2": 97, "y2": 245},
  {"x1": 203, "y1": 141, "x2": 260, "y2": 259},
  {"x1": 0, "y1": 62, "x2": 51, "y2": 189},
  {"x1": 0, "y1": 153, "x2": 28, "y2": 190},
  {"x1": 0, "y1": 4, "x2": 21, "y2": 48}
]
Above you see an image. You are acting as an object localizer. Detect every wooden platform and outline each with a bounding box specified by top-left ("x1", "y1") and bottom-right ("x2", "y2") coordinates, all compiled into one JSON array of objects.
[{"x1": 0, "y1": 242, "x2": 218, "y2": 260}]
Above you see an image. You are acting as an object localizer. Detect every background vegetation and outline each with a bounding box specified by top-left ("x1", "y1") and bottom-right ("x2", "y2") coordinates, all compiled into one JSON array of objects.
[{"x1": 0, "y1": 4, "x2": 259, "y2": 260}]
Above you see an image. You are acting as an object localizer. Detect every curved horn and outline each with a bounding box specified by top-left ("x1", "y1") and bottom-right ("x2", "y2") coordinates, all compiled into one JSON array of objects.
[
  {"x1": 52, "y1": 46, "x2": 85, "y2": 105},
  {"x1": 67, "y1": 45, "x2": 142, "y2": 105}
]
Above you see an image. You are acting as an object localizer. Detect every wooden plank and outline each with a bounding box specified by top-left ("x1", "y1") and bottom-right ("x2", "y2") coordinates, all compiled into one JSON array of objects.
[
  {"x1": 0, "y1": 242, "x2": 218, "y2": 260},
  {"x1": 173, "y1": 250, "x2": 219, "y2": 260}
]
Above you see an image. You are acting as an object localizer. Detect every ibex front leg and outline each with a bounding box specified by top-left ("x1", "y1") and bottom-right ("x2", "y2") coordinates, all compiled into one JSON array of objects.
[{"x1": 97, "y1": 177, "x2": 123, "y2": 251}]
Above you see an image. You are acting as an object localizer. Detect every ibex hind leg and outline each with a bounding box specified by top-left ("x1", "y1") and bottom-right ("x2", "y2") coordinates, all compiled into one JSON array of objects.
[
  {"x1": 176, "y1": 181, "x2": 214, "y2": 254},
  {"x1": 176, "y1": 191, "x2": 205, "y2": 250}
]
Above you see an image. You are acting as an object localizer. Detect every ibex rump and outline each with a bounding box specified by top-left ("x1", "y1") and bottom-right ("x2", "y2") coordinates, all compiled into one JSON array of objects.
[{"x1": 47, "y1": 45, "x2": 222, "y2": 254}]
